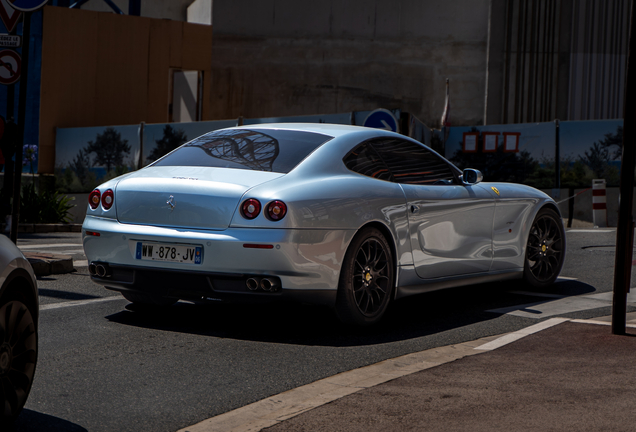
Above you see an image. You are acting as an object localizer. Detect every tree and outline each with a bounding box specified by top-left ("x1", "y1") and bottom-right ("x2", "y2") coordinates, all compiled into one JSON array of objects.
[
  {"x1": 84, "y1": 127, "x2": 131, "y2": 173},
  {"x1": 582, "y1": 142, "x2": 610, "y2": 178},
  {"x1": 597, "y1": 126, "x2": 622, "y2": 160},
  {"x1": 69, "y1": 148, "x2": 91, "y2": 185},
  {"x1": 147, "y1": 125, "x2": 187, "y2": 162}
]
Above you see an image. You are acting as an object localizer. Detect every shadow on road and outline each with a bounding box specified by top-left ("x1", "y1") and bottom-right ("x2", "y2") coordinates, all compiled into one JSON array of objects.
[
  {"x1": 11, "y1": 409, "x2": 88, "y2": 432},
  {"x1": 105, "y1": 278, "x2": 598, "y2": 347}
]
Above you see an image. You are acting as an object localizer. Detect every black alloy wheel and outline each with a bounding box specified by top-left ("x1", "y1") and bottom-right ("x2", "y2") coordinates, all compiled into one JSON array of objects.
[
  {"x1": 335, "y1": 227, "x2": 394, "y2": 326},
  {"x1": 0, "y1": 300, "x2": 37, "y2": 423},
  {"x1": 524, "y1": 208, "x2": 565, "y2": 288}
]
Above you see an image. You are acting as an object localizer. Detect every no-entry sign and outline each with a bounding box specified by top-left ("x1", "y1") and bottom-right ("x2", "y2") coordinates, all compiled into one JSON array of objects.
[
  {"x1": 0, "y1": 48, "x2": 20, "y2": 85},
  {"x1": 7, "y1": 0, "x2": 48, "y2": 12}
]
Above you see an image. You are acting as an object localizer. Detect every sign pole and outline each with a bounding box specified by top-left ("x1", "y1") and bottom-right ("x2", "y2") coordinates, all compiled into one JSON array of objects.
[
  {"x1": 612, "y1": 0, "x2": 636, "y2": 335},
  {"x1": 9, "y1": 10, "x2": 28, "y2": 243}
]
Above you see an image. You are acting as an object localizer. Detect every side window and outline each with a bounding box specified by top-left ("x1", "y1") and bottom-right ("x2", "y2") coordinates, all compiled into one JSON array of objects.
[
  {"x1": 371, "y1": 139, "x2": 458, "y2": 185},
  {"x1": 343, "y1": 142, "x2": 393, "y2": 182}
]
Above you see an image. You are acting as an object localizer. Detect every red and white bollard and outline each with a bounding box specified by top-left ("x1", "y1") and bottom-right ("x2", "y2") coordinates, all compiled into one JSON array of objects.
[{"x1": 592, "y1": 179, "x2": 607, "y2": 227}]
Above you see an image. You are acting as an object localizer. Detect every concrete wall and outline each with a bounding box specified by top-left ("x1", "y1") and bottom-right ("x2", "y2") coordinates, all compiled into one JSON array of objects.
[
  {"x1": 209, "y1": 0, "x2": 490, "y2": 126},
  {"x1": 39, "y1": 6, "x2": 213, "y2": 173}
]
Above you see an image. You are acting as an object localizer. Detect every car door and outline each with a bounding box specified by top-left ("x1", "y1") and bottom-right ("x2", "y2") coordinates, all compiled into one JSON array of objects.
[{"x1": 370, "y1": 138, "x2": 496, "y2": 279}]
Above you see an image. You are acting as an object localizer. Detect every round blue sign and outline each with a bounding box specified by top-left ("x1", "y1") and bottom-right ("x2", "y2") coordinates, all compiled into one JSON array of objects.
[
  {"x1": 363, "y1": 109, "x2": 399, "y2": 133},
  {"x1": 7, "y1": 0, "x2": 48, "y2": 12}
]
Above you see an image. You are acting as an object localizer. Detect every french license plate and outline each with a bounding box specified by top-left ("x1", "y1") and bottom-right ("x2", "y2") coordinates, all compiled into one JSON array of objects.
[{"x1": 135, "y1": 242, "x2": 202, "y2": 264}]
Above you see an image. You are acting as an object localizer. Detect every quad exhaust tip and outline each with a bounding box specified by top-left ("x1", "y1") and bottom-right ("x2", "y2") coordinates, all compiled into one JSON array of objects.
[
  {"x1": 260, "y1": 278, "x2": 279, "y2": 292},
  {"x1": 89, "y1": 262, "x2": 110, "y2": 278},
  {"x1": 245, "y1": 277, "x2": 280, "y2": 292},
  {"x1": 246, "y1": 278, "x2": 259, "y2": 291}
]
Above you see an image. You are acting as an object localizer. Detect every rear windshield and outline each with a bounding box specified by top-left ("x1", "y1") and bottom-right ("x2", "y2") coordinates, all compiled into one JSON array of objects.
[{"x1": 151, "y1": 128, "x2": 333, "y2": 173}]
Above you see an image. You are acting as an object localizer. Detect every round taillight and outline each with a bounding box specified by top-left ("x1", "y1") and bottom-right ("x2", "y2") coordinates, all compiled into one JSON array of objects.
[
  {"x1": 267, "y1": 200, "x2": 287, "y2": 221},
  {"x1": 88, "y1": 189, "x2": 101, "y2": 210},
  {"x1": 101, "y1": 189, "x2": 114, "y2": 210},
  {"x1": 241, "y1": 199, "x2": 261, "y2": 219}
]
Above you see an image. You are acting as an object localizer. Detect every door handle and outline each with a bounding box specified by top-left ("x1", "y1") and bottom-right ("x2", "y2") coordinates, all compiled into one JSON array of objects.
[{"x1": 411, "y1": 205, "x2": 419, "y2": 214}]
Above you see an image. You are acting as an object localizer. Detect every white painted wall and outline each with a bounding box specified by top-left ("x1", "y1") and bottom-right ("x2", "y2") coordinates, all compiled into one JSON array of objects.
[{"x1": 187, "y1": 0, "x2": 212, "y2": 25}]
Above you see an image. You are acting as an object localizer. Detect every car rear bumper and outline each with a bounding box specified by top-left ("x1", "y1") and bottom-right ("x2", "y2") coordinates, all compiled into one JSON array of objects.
[{"x1": 82, "y1": 216, "x2": 355, "y2": 303}]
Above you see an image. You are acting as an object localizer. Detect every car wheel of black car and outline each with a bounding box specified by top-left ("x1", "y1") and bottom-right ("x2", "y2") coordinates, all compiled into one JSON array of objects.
[
  {"x1": 524, "y1": 207, "x2": 565, "y2": 288},
  {"x1": 122, "y1": 292, "x2": 176, "y2": 307},
  {"x1": 335, "y1": 227, "x2": 394, "y2": 326},
  {"x1": 0, "y1": 297, "x2": 37, "y2": 424}
]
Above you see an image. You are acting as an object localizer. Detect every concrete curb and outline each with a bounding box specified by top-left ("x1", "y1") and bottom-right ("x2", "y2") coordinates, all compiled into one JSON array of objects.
[
  {"x1": 25, "y1": 252, "x2": 74, "y2": 276},
  {"x1": 2, "y1": 223, "x2": 82, "y2": 233},
  {"x1": 177, "y1": 318, "x2": 568, "y2": 432}
]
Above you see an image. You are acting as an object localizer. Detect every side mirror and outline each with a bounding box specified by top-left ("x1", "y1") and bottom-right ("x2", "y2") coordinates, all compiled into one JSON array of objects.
[{"x1": 462, "y1": 168, "x2": 483, "y2": 185}]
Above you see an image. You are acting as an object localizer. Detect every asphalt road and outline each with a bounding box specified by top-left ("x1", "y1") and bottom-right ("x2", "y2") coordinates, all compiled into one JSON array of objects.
[{"x1": 6, "y1": 227, "x2": 631, "y2": 432}]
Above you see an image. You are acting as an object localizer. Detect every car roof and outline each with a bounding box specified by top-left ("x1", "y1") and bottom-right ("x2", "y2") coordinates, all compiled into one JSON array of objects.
[{"x1": 231, "y1": 123, "x2": 400, "y2": 139}]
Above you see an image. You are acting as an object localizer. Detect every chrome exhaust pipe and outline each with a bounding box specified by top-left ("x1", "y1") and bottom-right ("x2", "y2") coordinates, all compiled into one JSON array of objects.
[
  {"x1": 260, "y1": 278, "x2": 279, "y2": 292},
  {"x1": 88, "y1": 263, "x2": 97, "y2": 276},
  {"x1": 246, "y1": 278, "x2": 259, "y2": 291},
  {"x1": 95, "y1": 264, "x2": 107, "y2": 278}
]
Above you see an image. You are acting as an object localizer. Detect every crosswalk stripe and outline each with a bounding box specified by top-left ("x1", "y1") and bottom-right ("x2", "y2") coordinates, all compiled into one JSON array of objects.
[
  {"x1": 18, "y1": 243, "x2": 82, "y2": 249},
  {"x1": 40, "y1": 296, "x2": 124, "y2": 311}
]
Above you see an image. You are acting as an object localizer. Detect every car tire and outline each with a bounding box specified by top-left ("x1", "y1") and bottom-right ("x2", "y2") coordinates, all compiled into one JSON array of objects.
[
  {"x1": 121, "y1": 292, "x2": 176, "y2": 307},
  {"x1": 335, "y1": 227, "x2": 394, "y2": 326},
  {"x1": 0, "y1": 299, "x2": 37, "y2": 424},
  {"x1": 523, "y1": 207, "x2": 566, "y2": 288}
]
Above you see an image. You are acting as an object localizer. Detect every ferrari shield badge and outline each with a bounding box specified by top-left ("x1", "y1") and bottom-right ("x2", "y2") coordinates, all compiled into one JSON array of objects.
[
  {"x1": 167, "y1": 195, "x2": 175, "y2": 211},
  {"x1": 491, "y1": 187, "x2": 500, "y2": 196}
]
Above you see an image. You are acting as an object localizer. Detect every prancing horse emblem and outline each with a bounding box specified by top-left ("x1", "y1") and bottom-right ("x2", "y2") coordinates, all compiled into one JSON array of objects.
[{"x1": 167, "y1": 195, "x2": 175, "y2": 211}]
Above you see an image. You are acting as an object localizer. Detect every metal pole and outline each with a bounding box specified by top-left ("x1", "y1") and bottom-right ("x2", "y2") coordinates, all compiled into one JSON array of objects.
[
  {"x1": 554, "y1": 119, "x2": 560, "y2": 196},
  {"x1": 9, "y1": 12, "x2": 30, "y2": 244},
  {"x1": 612, "y1": 0, "x2": 636, "y2": 335}
]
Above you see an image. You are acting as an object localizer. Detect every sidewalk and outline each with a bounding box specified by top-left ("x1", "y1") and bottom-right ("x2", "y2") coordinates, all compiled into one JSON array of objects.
[
  {"x1": 1, "y1": 224, "x2": 82, "y2": 275},
  {"x1": 181, "y1": 314, "x2": 636, "y2": 432}
]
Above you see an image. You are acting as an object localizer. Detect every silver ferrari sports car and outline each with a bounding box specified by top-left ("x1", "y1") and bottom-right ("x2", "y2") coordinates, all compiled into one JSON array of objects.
[{"x1": 82, "y1": 123, "x2": 565, "y2": 325}]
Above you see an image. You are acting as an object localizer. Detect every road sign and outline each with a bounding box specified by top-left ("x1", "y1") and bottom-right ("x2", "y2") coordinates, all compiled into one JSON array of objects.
[
  {"x1": 0, "y1": 0, "x2": 21, "y2": 33},
  {"x1": 0, "y1": 34, "x2": 20, "y2": 47},
  {"x1": 7, "y1": 0, "x2": 47, "y2": 12},
  {"x1": 0, "y1": 48, "x2": 20, "y2": 85},
  {"x1": 363, "y1": 109, "x2": 400, "y2": 133}
]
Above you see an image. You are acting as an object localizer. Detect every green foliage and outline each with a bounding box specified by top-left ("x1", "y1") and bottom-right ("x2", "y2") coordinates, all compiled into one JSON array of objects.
[
  {"x1": 84, "y1": 127, "x2": 131, "y2": 173},
  {"x1": 20, "y1": 183, "x2": 75, "y2": 224},
  {"x1": 55, "y1": 165, "x2": 99, "y2": 194}
]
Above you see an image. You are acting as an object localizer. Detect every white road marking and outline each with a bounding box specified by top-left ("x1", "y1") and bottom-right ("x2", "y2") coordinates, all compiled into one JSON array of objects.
[
  {"x1": 475, "y1": 318, "x2": 569, "y2": 351},
  {"x1": 74, "y1": 260, "x2": 89, "y2": 267},
  {"x1": 40, "y1": 296, "x2": 124, "y2": 311},
  {"x1": 18, "y1": 243, "x2": 82, "y2": 249},
  {"x1": 571, "y1": 319, "x2": 636, "y2": 328},
  {"x1": 54, "y1": 249, "x2": 85, "y2": 255},
  {"x1": 489, "y1": 291, "x2": 636, "y2": 319},
  {"x1": 567, "y1": 229, "x2": 614, "y2": 233}
]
